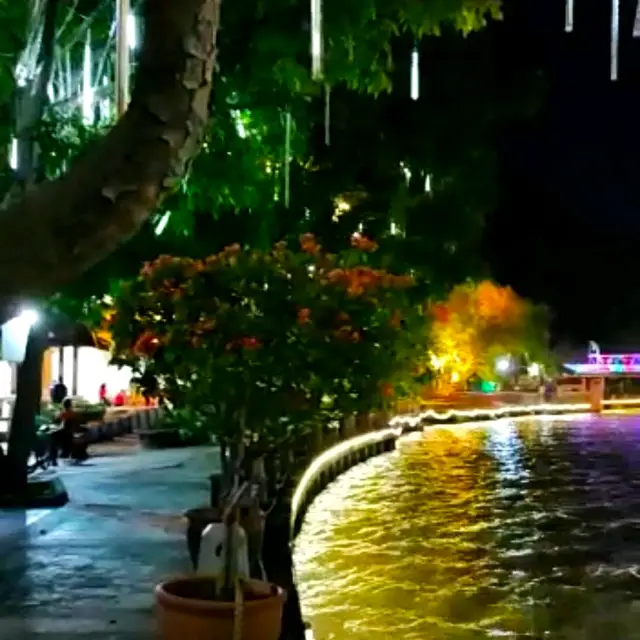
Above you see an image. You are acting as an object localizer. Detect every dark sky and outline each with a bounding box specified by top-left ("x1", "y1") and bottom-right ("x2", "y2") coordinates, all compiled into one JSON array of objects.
[{"x1": 484, "y1": 0, "x2": 640, "y2": 346}]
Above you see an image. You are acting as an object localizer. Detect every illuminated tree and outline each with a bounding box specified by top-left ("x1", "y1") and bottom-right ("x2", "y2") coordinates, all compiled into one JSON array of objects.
[{"x1": 429, "y1": 280, "x2": 549, "y2": 388}]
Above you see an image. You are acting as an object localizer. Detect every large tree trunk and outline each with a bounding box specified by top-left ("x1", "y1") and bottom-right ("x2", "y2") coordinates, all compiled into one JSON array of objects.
[
  {"x1": 2, "y1": 326, "x2": 46, "y2": 494},
  {"x1": 12, "y1": 0, "x2": 59, "y2": 189},
  {"x1": 0, "y1": 0, "x2": 220, "y2": 308}
]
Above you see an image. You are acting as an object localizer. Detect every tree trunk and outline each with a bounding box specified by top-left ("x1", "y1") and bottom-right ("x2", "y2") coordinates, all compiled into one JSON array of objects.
[
  {"x1": 11, "y1": 0, "x2": 59, "y2": 191},
  {"x1": 2, "y1": 326, "x2": 47, "y2": 494},
  {"x1": 0, "y1": 0, "x2": 220, "y2": 312}
]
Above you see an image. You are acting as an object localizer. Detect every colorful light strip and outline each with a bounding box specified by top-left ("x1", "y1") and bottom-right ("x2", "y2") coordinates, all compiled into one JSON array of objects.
[{"x1": 565, "y1": 363, "x2": 640, "y2": 374}]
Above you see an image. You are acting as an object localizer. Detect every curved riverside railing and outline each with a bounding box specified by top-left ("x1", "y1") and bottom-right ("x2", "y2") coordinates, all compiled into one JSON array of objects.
[
  {"x1": 290, "y1": 426, "x2": 401, "y2": 536},
  {"x1": 288, "y1": 399, "x2": 640, "y2": 537}
]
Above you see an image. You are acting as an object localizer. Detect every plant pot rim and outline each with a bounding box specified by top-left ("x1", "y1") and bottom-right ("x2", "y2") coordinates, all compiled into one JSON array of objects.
[
  {"x1": 184, "y1": 506, "x2": 220, "y2": 521},
  {"x1": 155, "y1": 575, "x2": 284, "y2": 616}
]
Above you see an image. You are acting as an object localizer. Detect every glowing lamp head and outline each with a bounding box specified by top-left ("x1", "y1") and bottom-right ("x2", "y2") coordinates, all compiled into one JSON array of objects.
[
  {"x1": 528, "y1": 362, "x2": 541, "y2": 377},
  {"x1": 496, "y1": 356, "x2": 511, "y2": 374},
  {"x1": 18, "y1": 309, "x2": 39, "y2": 328}
]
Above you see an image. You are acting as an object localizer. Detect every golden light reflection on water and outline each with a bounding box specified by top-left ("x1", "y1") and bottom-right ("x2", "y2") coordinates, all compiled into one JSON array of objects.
[{"x1": 293, "y1": 414, "x2": 640, "y2": 639}]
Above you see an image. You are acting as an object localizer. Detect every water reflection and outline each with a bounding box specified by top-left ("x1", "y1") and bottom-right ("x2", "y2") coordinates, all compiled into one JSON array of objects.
[{"x1": 293, "y1": 414, "x2": 640, "y2": 639}]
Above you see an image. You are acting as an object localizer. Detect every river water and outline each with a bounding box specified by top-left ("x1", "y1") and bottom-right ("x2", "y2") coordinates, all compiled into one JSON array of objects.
[{"x1": 293, "y1": 413, "x2": 640, "y2": 639}]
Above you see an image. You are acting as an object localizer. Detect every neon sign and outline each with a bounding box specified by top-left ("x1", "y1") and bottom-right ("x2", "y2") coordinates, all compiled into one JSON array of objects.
[{"x1": 565, "y1": 341, "x2": 640, "y2": 374}]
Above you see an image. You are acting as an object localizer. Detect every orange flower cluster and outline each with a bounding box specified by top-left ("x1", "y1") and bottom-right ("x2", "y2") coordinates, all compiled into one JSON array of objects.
[
  {"x1": 326, "y1": 266, "x2": 413, "y2": 296},
  {"x1": 225, "y1": 337, "x2": 262, "y2": 351},
  {"x1": 300, "y1": 233, "x2": 321, "y2": 255},
  {"x1": 390, "y1": 311, "x2": 402, "y2": 328},
  {"x1": 297, "y1": 308, "x2": 311, "y2": 325},
  {"x1": 333, "y1": 326, "x2": 361, "y2": 343},
  {"x1": 380, "y1": 382, "x2": 394, "y2": 398},
  {"x1": 350, "y1": 232, "x2": 378, "y2": 252},
  {"x1": 333, "y1": 312, "x2": 360, "y2": 343},
  {"x1": 133, "y1": 331, "x2": 160, "y2": 356}
]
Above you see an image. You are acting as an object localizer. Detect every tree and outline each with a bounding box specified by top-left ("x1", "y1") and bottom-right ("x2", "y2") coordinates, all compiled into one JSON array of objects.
[
  {"x1": 107, "y1": 234, "x2": 426, "y2": 476},
  {"x1": 429, "y1": 280, "x2": 549, "y2": 388},
  {"x1": 0, "y1": 0, "x2": 220, "y2": 306},
  {"x1": 0, "y1": 0, "x2": 505, "y2": 308}
]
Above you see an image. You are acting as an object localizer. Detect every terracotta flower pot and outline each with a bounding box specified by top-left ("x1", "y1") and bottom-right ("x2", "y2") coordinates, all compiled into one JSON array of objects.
[{"x1": 155, "y1": 576, "x2": 284, "y2": 640}]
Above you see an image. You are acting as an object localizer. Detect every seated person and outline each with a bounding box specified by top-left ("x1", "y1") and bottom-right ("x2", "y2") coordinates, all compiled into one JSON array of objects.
[{"x1": 51, "y1": 399, "x2": 89, "y2": 461}]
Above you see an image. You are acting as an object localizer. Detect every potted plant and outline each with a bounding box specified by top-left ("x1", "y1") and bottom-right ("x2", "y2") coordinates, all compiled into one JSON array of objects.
[{"x1": 156, "y1": 492, "x2": 284, "y2": 639}]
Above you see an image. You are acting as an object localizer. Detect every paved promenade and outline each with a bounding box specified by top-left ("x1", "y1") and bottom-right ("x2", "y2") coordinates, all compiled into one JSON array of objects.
[{"x1": 0, "y1": 438, "x2": 220, "y2": 639}]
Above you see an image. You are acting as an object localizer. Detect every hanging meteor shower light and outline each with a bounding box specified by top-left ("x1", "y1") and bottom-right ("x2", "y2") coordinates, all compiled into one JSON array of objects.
[
  {"x1": 566, "y1": 0, "x2": 635, "y2": 81},
  {"x1": 565, "y1": 0, "x2": 574, "y2": 32},
  {"x1": 611, "y1": 0, "x2": 620, "y2": 80},
  {"x1": 410, "y1": 44, "x2": 420, "y2": 100},
  {"x1": 310, "y1": 0, "x2": 323, "y2": 80}
]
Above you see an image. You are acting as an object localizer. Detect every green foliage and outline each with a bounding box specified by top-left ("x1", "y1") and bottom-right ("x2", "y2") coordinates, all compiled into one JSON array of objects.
[{"x1": 108, "y1": 236, "x2": 427, "y2": 452}]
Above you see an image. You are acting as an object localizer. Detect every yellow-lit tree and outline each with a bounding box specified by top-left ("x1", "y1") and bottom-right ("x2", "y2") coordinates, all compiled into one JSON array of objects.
[{"x1": 429, "y1": 280, "x2": 548, "y2": 388}]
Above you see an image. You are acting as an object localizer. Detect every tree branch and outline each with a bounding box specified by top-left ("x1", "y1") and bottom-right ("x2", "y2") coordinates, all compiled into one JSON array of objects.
[{"x1": 0, "y1": 0, "x2": 220, "y2": 306}]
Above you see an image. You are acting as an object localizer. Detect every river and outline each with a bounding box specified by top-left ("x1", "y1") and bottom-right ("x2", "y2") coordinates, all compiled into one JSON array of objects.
[{"x1": 292, "y1": 413, "x2": 640, "y2": 639}]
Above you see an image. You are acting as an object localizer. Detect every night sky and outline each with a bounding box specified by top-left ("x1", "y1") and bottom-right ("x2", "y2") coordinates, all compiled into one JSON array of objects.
[{"x1": 484, "y1": 0, "x2": 640, "y2": 347}]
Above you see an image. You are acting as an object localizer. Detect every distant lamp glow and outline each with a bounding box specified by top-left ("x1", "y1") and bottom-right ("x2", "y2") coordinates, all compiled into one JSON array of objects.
[
  {"x1": 450, "y1": 371, "x2": 460, "y2": 383},
  {"x1": 424, "y1": 173, "x2": 432, "y2": 193},
  {"x1": 528, "y1": 362, "x2": 541, "y2": 377},
  {"x1": 496, "y1": 356, "x2": 511, "y2": 374}
]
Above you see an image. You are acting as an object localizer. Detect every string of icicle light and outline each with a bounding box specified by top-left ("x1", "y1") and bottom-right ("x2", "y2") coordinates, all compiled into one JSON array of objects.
[{"x1": 566, "y1": 0, "x2": 640, "y2": 80}]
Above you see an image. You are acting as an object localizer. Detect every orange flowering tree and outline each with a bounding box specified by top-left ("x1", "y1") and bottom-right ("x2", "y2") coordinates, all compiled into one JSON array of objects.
[
  {"x1": 108, "y1": 233, "x2": 426, "y2": 465},
  {"x1": 428, "y1": 280, "x2": 549, "y2": 387}
]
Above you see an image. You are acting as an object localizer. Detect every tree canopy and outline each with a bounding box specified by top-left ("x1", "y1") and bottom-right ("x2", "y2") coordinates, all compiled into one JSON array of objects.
[{"x1": 0, "y1": 0, "x2": 510, "y2": 316}]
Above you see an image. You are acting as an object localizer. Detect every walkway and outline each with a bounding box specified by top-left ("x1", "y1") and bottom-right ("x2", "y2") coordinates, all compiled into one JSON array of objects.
[{"x1": 0, "y1": 438, "x2": 220, "y2": 639}]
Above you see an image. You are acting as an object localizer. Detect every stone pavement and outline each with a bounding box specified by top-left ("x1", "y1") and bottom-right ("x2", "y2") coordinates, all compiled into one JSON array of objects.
[{"x1": 0, "y1": 437, "x2": 220, "y2": 639}]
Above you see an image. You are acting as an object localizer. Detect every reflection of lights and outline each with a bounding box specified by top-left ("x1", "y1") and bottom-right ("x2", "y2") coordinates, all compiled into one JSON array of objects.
[
  {"x1": 496, "y1": 356, "x2": 511, "y2": 373},
  {"x1": 487, "y1": 420, "x2": 523, "y2": 481}
]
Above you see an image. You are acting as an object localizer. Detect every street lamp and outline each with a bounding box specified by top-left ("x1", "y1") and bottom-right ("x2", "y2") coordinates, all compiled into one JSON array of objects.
[{"x1": 496, "y1": 356, "x2": 511, "y2": 374}]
